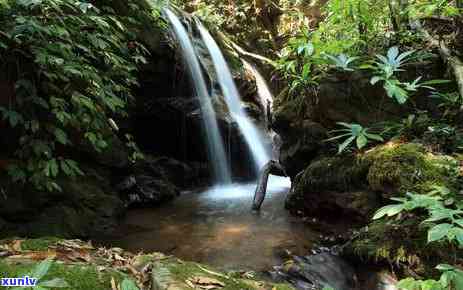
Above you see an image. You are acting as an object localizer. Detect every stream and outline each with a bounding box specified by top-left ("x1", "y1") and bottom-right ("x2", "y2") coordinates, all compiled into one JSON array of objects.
[{"x1": 105, "y1": 176, "x2": 318, "y2": 271}]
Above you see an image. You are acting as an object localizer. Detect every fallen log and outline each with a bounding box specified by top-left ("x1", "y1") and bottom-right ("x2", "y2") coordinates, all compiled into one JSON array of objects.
[{"x1": 252, "y1": 160, "x2": 286, "y2": 211}]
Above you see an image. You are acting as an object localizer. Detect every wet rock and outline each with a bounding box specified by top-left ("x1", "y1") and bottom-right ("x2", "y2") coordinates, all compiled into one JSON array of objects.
[
  {"x1": 270, "y1": 251, "x2": 357, "y2": 290},
  {"x1": 116, "y1": 156, "x2": 186, "y2": 207},
  {"x1": 272, "y1": 119, "x2": 327, "y2": 179}
]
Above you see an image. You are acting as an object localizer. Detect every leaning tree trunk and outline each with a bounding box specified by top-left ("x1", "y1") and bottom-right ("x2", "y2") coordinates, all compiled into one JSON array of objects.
[
  {"x1": 418, "y1": 22, "x2": 463, "y2": 99},
  {"x1": 252, "y1": 160, "x2": 286, "y2": 211}
]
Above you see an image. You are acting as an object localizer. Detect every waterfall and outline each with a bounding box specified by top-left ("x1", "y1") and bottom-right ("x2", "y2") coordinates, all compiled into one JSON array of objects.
[
  {"x1": 196, "y1": 21, "x2": 271, "y2": 174},
  {"x1": 242, "y1": 60, "x2": 273, "y2": 122},
  {"x1": 242, "y1": 60, "x2": 281, "y2": 160},
  {"x1": 164, "y1": 8, "x2": 232, "y2": 184}
]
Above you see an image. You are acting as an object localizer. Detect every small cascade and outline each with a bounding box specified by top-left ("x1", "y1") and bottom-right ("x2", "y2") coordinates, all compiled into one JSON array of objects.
[
  {"x1": 196, "y1": 20, "x2": 271, "y2": 174},
  {"x1": 163, "y1": 8, "x2": 232, "y2": 184},
  {"x1": 242, "y1": 60, "x2": 273, "y2": 123},
  {"x1": 242, "y1": 60, "x2": 282, "y2": 160}
]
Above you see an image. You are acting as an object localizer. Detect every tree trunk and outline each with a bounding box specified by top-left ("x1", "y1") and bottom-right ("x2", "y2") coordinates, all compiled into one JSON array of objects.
[{"x1": 252, "y1": 160, "x2": 286, "y2": 211}]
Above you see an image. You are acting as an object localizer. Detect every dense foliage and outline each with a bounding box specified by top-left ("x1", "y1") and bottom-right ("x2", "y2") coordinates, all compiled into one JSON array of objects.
[{"x1": 0, "y1": 0, "x2": 159, "y2": 191}]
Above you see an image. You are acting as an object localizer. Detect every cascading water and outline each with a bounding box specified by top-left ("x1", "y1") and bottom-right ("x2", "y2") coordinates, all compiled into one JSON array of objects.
[
  {"x1": 242, "y1": 60, "x2": 282, "y2": 160},
  {"x1": 164, "y1": 8, "x2": 232, "y2": 184},
  {"x1": 242, "y1": 60, "x2": 273, "y2": 122},
  {"x1": 196, "y1": 21, "x2": 271, "y2": 174}
]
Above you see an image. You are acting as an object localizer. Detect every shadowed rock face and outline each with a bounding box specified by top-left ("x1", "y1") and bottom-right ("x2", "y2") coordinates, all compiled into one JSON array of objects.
[{"x1": 272, "y1": 118, "x2": 327, "y2": 180}]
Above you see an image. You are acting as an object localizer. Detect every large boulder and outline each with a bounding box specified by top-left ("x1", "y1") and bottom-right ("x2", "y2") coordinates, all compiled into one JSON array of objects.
[
  {"x1": 285, "y1": 143, "x2": 460, "y2": 221},
  {"x1": 285, "y1": 155, "x2": 377, "y2": 221}
]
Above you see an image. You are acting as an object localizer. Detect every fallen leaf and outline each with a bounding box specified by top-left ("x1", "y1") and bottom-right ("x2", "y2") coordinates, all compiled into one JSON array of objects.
[
  {"x1": 8, "y1": 250, "x2": 57, "y2": 261},
  {"x1": 111, "y1": 277, "x2": 118, "y2": 290},
  {"x1": 114, "y1": 253, "x2": 127, "y2": 261},
  {"x1": 11, "y1": 239, "x2": 23, "y2": 251},
  {"x1": 185, "y1": 279, "x2": 195, "y2": 288},
  {"x1": 188, "y1": 276, "x2": 225, "y2": 289}
]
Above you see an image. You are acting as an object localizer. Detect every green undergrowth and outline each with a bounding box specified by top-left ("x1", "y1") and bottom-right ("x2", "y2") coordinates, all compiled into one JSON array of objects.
[
  {"x1": 348, "y1": 217, "x2": 457, "y2": 276},
  {"x1": 163, "y1": 259, "x2": 294, "y2": 290},
  {"x1": 0, "y1": 260, "x2": 126, "y2": 290},
  {"x1": 346, "y1": 143, "x2": 462, "y2": 276},
  {"x1": 19, "y1": 237, "x2": 61, "y2": 251}
]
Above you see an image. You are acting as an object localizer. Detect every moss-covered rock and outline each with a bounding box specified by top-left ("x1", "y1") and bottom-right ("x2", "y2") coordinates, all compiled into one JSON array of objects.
[
  {"x1": 151, "y1": 258, "x2": 294, "y2": 290},
  {"x1": 285, "y1": 155, "x2": 378, "y2": 220},
  {"x1": 285, "y1": 142, "x2": 460, "y2": 223},
  {"x1": 363, "y1": 143, "x2": 460, "y2": 197}
]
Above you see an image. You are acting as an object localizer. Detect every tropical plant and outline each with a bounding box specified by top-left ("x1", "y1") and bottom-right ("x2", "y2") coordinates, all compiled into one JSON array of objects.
[
  {"x1": 398, "y1": 264, "x2": 463, "y2": 290},
  {"x1": 322, "y1": 53, "x2": 359, "y2": 71},
  {"x1": 374, "y1": 185, "x2": 463, "y2": 246},
  {"x1": 367, "y1": 46, "x2": 447, "y2": 104},
  {"x1": 327, "y1": 122, "x2": 384, "y2": 153},
  {"x1": 0, "y1": 0, "x2": 155, "y2": 191},
  {"x1": 430, "y1": 91, "x2": 463, "y2": 119},
  {"x1": 12, "y1": 258, "x2": 68, "y2": 290},
  {"x1": 379, "y1": 112, "x2": 431, "y2": 139},
  {"x1": 374, "y1": 184, "x2": 463, "y2": 289},
  {"x1": 407, "y1": 0, "x2": 462, "y2": 18}
]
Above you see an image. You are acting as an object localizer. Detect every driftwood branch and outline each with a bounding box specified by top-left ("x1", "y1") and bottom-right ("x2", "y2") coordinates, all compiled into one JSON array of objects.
[
  {"x1": 417, "y1": 21, "x2": 463, "y2": 98},
  {"x1": 252, "y1": 160, "x2": 286, "y2": 211}
]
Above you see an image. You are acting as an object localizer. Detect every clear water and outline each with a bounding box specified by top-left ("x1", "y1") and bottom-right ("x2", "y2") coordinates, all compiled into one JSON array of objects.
[
  {"x1": 108, "y1": 176, "x2": 318, "y2": 271},
  {"x1": 197, "y1": 21, "x2": 271, "y2": 174},
  {"x1": 164, "y1": 9, "x2": 232, "y2": 184}
]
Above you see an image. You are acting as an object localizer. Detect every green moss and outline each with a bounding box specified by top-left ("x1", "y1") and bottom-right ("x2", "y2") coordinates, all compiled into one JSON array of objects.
[
  {"x1": 167, "y1": 261, "x2": 255, "y2": 290},
  {"x1": 0, "y1": 260, "x2": 126, "y2": 290},
  {"x1": 363, "y1": 143, "x2": 459, "y2": 195},
  {"x1": 295, "y1": 155, "x2": 369, "y2": 193},
  {"x1": 21, "y1": 237, "x2": 61, "y2": 251},
  {"x1": 162, "y1": 259, "x2": 294, "y2": 290}
]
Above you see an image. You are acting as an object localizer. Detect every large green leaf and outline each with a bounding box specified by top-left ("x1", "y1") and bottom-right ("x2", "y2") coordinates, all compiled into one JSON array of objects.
[
  {"x1": 356, "y1": 134, "x2": 368, "y2": 149},
  {"x1": 373, "y1": 204, "x2": 405, "y2": 220},
  {"x1": 427, "y1": 223, "x2": 453, "y2": 243},
  {"x1": 338, "y1": 135, "x2": 356, "y2": 153}
]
